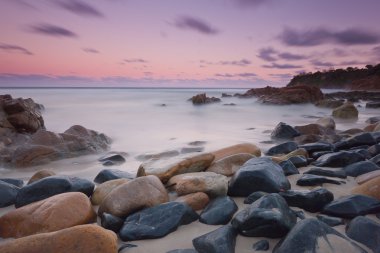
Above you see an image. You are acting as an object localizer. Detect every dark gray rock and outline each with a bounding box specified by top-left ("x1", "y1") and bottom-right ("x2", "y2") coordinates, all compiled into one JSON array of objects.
[
  {"x1": 368, "y1": 144, "x2": 380, "y2": 157},
  {"x1": 294, "y1": 210, "x2": 306, "y2": 220},
  {"x1": 279, "y1": 188, "x2": 334, "y2": 213},
  {"x1": 288, "y1": 156, "x2": 308, "y2": 168},
  {"x1": 199, "y1": 196, "x2": 238, "y2": 225},
  {"x1": 252, "y1": 240, "x2": 269, "y2": 251},
  {"x1": 0, "y1": 180, "x2": 20, "y2": 207},
  {"x1": 346, "y1": 216, "x2": 380, "y2": 253},
  {"x1": 366, "y1": 101, "x2": 380, "y2": 108},
  {"x1": 100, "y1": 212, "x2": 124, "y2": 233},
  {"x1": 15, "y1": 175, "x2": 94, "y2": 207},
  {"x1": 181, "y1": 147, "x2": 204, "y2": 154},
  {"x1": 344, "y1": 160, "x2": 380, "y2": 177},
  {"x1": 279, "y1": 160, "x2": 299, "y2": 176},
  {"x1": 322, "y1": 194, "x2": 380, "y2": 218},
  {"x1": 98, "y1": 152, "x2": 127, "y2": 166},
  {"x1": 271, "y1": 122, "x2": 300, "y2": 140},
  {"x1": 0, "y1": 178, "x2": 24, "y2": 187},
  {"x1": 371, "y1": 154, "x2": 380, "y2": 166},
  {"x1": 313, "y1": 151, "x2": 365, "y2": 167},
  {"x1": 377, "y1": 213, "x2": 380, "y2": 220},
  {"x1": 273, "y1": 218, "x2": 368, "y2": 253},
  {"x1": 119, "y1": 244, "x2": 138, "y2": 252},
  {"x1": 296, "y1": 174, "x2": 343, "y2": 186},
  {"x1": 119, "y1": 202, "x2": 199, "y2": 241},
  {"x1": 334, "y1": 132, "x2": 376, "y2": 151},
  {"x1": 366, "y1": 116, "x2": 380, "y2": 124},
  {"x1": 244, "y1": 191, "x2": 268, "y2": 204},
  {"x1": 316, "y1": 214, "x2": 344, "y2": 227},
  {"x1": 311, "y1": 150, "x2": 333, "y2": 160},
  {"x1": 228, "y1": 157, "x2": 290, "y2": 197},
  {"x1": 94, "y1": 169, "x2": 134, "y2": 184},
  {"x1": 192, "y1": 225, "x2": 237, "y2": 253},
  {"x1": 231, "y1": 194, "x2": 297, "y2": 238},
  {"x1": 266, "y1": 142, "x2": 298, "y2": 156},
  {"x1": 304, "y1": 167, "x2": 347, "y2": 179},
  {"x1": 167, "y1": 250, "x2": 198, "y2": 253},
  {"x1": 299, "y1": 142, "x2": 333, "y2": 155}
]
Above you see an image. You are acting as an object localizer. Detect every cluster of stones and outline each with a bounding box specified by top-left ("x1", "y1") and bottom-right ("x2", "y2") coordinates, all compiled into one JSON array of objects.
[
  {"x1": 0, "y1": 95, "x2": 111, "y2": 168},
  {"x1": 1, "y1": 112, "x2": 380, "y2": 253}
]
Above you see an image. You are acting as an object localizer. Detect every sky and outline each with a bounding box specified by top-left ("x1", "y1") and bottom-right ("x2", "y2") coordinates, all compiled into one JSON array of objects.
[{"x1": 1, "y1": 0, "x2": 380, "y2": 88}]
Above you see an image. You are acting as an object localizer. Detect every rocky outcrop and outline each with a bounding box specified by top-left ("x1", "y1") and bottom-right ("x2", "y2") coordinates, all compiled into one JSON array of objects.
[{"x1": 189, "y1": 93, "x2": 221, "y2": 105}]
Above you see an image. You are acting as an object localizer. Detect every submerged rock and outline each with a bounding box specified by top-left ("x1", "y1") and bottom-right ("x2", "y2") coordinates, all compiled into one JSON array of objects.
[
  {"x1": 228, "y1": 157, "x2": 290, "y2": 197},
  {"x1": 94, "y1": 169, "x2": 134, "y2": 184},
  {"x1": 190, "y1": 93, "x2": 221, "y2": 105},
  {"x1": 332, "y1": 102, "x2": 359, "y2": 119},
  {"x1": 119, "y1": 202, "x2": 198, "y2": 241},
  {"x1": 270, "y1": 122, "x2": 300, "y2": 140},
  {"x1": 98, "y1": 152, "x2": 127, "y2": 166},
  {"x1": 192, "y1": 225, "x2": 237, "y2": 253},
  {"x1": 272, "y1": 218, "x2": 368, "y2": 253},
  {"x1": 231, "y1": 194, "x2": 297, "y2": 238},
  {"x1": 199, "y1": 196, "x2": 238, "y2": 225},
  {"x1": 346, "y1": 216, "x2": 380, "y2": 253}
]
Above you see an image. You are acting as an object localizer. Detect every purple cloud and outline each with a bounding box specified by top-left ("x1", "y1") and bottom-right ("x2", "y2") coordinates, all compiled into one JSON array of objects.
[
  {"x1": 280, "y1": 27, "x2": 380, "y2": 46},
  {"x1": 215, "y1": 72, "x2": 257, "y2": 78},
  {"x1": 219, "y1": 59, "x2": 251, "y2": 66},
  {"x1": 257, "y1": 47, "x2": 277, "y2": 62},
  {"x1": 269, "y1": 73, "x2": 293, "y2": 79},
  {"x1": 82, "y1": 48, "x2": 99, "y2": 54},
  {"x1": 311, "y1": 60, "x2": 335, "y2": 67},
  {"x1": 278, "y1": 52, "x2": 307, "y2": 61},
  {"x1": 124, "y1": 58, "x2": 148, "y2": 63},
  {"x1": 56, "y1": 0, "x2": 103, "y2": 18},
  {"x1": 29, "y1": 24, "x2": 78, "y2": 38},
  {"x1": 174, "y1": 16, "x2": 219, "y2": 35},
  {"x1": 234, "y1": 0, "x2": 272, "y2": 7},
  {"x1": 263, "y1": 63, "x2": 302, "y2": 69},
  {"x1": 0, "y1": 43, "x2": 33, "y2": 55}
]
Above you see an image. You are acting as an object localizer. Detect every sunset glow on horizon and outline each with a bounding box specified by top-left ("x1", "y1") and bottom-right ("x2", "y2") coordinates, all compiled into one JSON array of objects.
[{"x1": 1, "y1": 0, "x2": 380, "y2": 87}]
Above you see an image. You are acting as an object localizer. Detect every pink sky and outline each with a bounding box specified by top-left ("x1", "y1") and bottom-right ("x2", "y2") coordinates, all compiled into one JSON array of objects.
[{"x1": 1, "y1": 0, "x2": 380, "y2": 87}]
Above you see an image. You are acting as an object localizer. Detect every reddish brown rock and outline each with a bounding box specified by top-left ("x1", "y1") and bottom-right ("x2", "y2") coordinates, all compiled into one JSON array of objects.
[
  {"x1": 316, "y1": 117, "x2": 336, "y2": 130},
  {"x1": 356, "y1": 170, "x2": 380, "y2": 185},
  {"x1": 272, "y1": 148, "x2": 308, "y2": 163},
  {"x1": 175, "y1": 192, "x2": 210, "y2": 211},
  {"x1": 0, "y1": 224, "x2": 118, "y2": 253},
  {"x1": 0, "y1": 192, "x2": 96, "y2": 238},
  {"x1": 294, "y1": 124, "x2": 334, "y2": 136},
  {"x1": 91, "y1": 178, "x2": 130, "y2": 205},
  {"x1": 211, "y1": 143, "x2": 261, "y2": 161},
  {"x1": 206, "y1": 153, "x2": 255, "y2": 176},
  {"x1": 352, "y1": 177, "x2": 380, "y2": 200},
  {"x1": 28, "y1": 169, "x2": 56, "y2": 184},
  {"x1": 98, "y1": 175, "x2": 169, "y2": 217},
  {"x1": 190, "y1": 93, "x2": 221, "y2": 105}
]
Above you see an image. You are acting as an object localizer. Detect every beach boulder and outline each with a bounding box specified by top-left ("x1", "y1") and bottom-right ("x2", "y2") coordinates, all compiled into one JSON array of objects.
[
  {"x1": 346, "y1": 216, "x2": 380, "y2": 253},
  {"x1": 315, "y1": 99, "x2": 344, "y2": 109},
  {"x1": 228, "y1": 157, "x2": 290, "y2": 196},
  {"x1": 273, "y1": 218, "x2": 368, "y2": 253},
  {"x1": 100, "y1": 212, "x2": 124, "y2": 233},
  {"x1": 174, "y1": 192, "x2": 210, "y2": 211},
  {"x1": 266, "y1": 141, "x2": 298, "y2": 156},
  {"x1": 344, "y1": 160, "x2": 380, "y2": 177},
  {"x1": 206, "y1": 153, "x2": 254, "y2": 176},
  {"x1": 91, "y1": 178, "x2": 130, "y2": 205},
  {"x1": 137, "y1": 153, "x2": 215, "y2": 183},
  {"x1": 296, "y1": 174, "x2": 343, "y2": 186},
  {"x1": 316, "y1": 214, "x2": 344, "y2": 227},
  {"x1": 304, "y1": 167, "x2": 347, "y2": 179},
  {"x1": 199, "y1": 196, "x2": 238, "y2": 225},
  {"x1": 167, "y1": 172, "x2": 228, "y2": 197},
  {"x1": 279, "y1": 160, "x2": 299, "y2": 176},
  {"x1": 98, "y1": 152, "x2": 127, "y2": 166},
  {"x1": 335, "y1": 132, "x2": 376, "y2": 150},
  {"x1": 332, "y1": 103, "x2": 359, "y2": 119},
  {"x1": 313, "y1": 151, "x2": 365, "y2": 167},
  {"x1": 0, "y1": 192, "x2": 96, "y2": 238},
  {"x1": 356, "y1": 170, "x2": 380, "y2": 184},
  {"x1": 0, "y1": 180, "x2": 20, "y2": 207},
  {"x1": 119, "y1": 202, "x2": 199, "y2": 241},
  {"x1": 0, "y1": 178, "x2": 24, "y2": 187},
  {"x1": 352, "y1": 176, "x2": 380, "y2": 200},
  {"x1": 98, "y1": 175, "x2": 168, "y2": 217},
  {"x1": 192, "y1": 225, "x2": 237, "y2": 253},
  {"x1": 231, "y1": 194, "x2": 297, "y2": 238},
  {"x1": 211, "y1": 143, "x2": 261, "y2": 161},
  {"x1": 93, "y1": 169, "x2": 134, "y2": 184},
  {"x1": 244, "y1": 191, "x2": 268, "y2": 204},
  {"x1": 0, "y1": 224, "x2": 118, "y2": 253},
  {"x1": 271, "y1": 122, "x2": 300, "y2": 140},
  {"x1": 316, "y1": 117, "x2": 336, "y2": 130},
  {"x1": 28, "y1": 169, "x2": 56, "y2": 184}
]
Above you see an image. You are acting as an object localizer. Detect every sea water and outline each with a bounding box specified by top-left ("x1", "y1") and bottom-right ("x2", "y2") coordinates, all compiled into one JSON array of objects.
[{"x1": 0, "y1": 88, "x2": 378, "y2": 180}]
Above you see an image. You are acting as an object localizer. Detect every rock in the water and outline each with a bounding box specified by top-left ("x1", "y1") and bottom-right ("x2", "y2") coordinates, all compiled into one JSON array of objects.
[
  {"x1": 206, "y1": 153, "x2": 255, "y2": 176},
  {"x1": 271, "y1": 148, "x2": 308, "y2": 164},
  {"x1": 366, "y1": 101, "x2": 380, "y2": 108},
  {"x1": 0, "y1": 178, "x2": 24, "y2": 187},
  {"x1": 252, "y1": 240, "x2": 269, "y2": 251},
  {"x1": 119, "y1": 202, "x2": 198, "y2": 241},
  {"x1": 352, "y1": 176, "x2": 380, "y2": 200},
  {"x1": 94, "y1": 169, "x2": 134, "y2": 184},
  {"x1": 192, "y1": 225, "x2": 237, "y2": 253},
  {"x1": 0, "y1": 180, "x2": 20, "y2": 207},
  {"x1": 211, "y1": 143, "x2": 261, "y2": 161},
  {"x1": 346, "y1": 216, "x2": 380, "y2": 253},
  {"x1": 272, "y1": 218, "x2": 368, "y2": 253},
  {"x1": 100, "y1": 212, "x2": 124, "y2": 233},
  {"x1": 98, "y1": 152, "x2": 127, "y2": 166},
  {"x1": 295, "y1": 123, "x2": 334, "y2": 136},
  {"x1": 98, "y1": 175, "x2": 168, "y2": 217},
  {"x1": 322, "y1": 194, "x2": 380, "y2": 218},
  {"x1": 228, "y1": 157, "x2": 290, "y2": 197},
  {"x1": 288, "y1": 155, "x2": 308, "y2": 168},
  {"x1": 135, "y1": 150, "x2": 180, "y2": 161},
  {"x1": 279, "y1": 160, "x2": 299, "y2": 176},
  {"x1": 137, "y1": 153, "x2": 215, "y2": 183},
  {"x1": 344, "y1": 160, "x2": 380, "y2": 177},
  {"x1": 0, "y1": 192, "x2": 96, "y2": 238},
  {"x1": 27, "y1": 169, "x2": 56, "y2": 184},
  {"x1": 332, "y1": 102, "x2": 359, "y2": 119},
  {"x1": 313, "y1": 151, "x2": 365, "y2": 167},
  {"x1": 296, "y1": 174, "x2": 343, "y2": 186},
  {"x1": 167, "y1": 172, "x2": 228, "y2": 197},
  {"x1": 231, "y1": 194, "x2": 297, "y2": 238},
  {"x1": 299, "y1": 142, "x2": 333, "y2": 155},
  {"x1": 316, "y1": 117, "x2": 336, "y2": 130},
  {"x1": 0, "y1": 224, "x2": 118, "y2": 253},
  {"x1": 266, "y1": 141, "x2": 298, "y2": 156},
  {"x1": 279, "y1": 188, "x2": 334, "y2": 213},
  {"x1": 304, "y1": 167, "x2": 347, "y2": 179},
  {"x1": 190, "y1": 93, "x2": 221, "y2": 105},
  {"x1": 335, "y1": 132, "x2": 376, "y2": 151},
  {"x1": 366, "y1": 116, "x2": 380, "y2": 124},
  {"x1": 15, "y1": 175, "x2": 95, "y2": 207},
  {"x1": 174, "y1": 192, "x2": 210, "y2": 211},
  {"x1": 270, "y1": 122, "x2": 300, "y2": 140},
  {"x1": 199, "y1": 196, "x2": 238, "y2": 225},
  {"x1": 167, "y1": 250, "x2": 198, "y2": 253},
  {"x1": 315, "y1": 99, "x2": 344, "y2": 109},
  {"x1": 91, "y1": 178, "x2": 130, "y2": 205},
  {"x1": 244, "y1": 191, "x2": 268, "y2": 204},
  {"x1": 316, "y1": 214, "x2": 344, "y2": 227}
]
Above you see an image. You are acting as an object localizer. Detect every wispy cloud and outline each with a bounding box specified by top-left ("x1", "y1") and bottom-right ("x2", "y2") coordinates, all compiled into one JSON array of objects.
[
  {"x1": 279, "y1": 27, "x2": 380, "y2": 46},
  {"x1": 257, "y1": 47, "x2": 277, "y2": 62},
  {"x1": 263, "y1": 63, "x2": 302, "y2": 69},
  {"x1": 215, "y1": 72, "x2": 257, "y2": 78},
  {"x1": 278, "y1": 52, "x2": 307, "y2": 61},
  {"x1": 29, "y1": 23, "x2": 78, "y2": 38},
  {"x1": 174, "y1": 16, "x2": 219, "y2": 35},
  {"x1": 257, "y1": 47, "x2": 308, "y2": 62},
  {"x1": 82, "y1": 48, "x2": 99, "y2": 54},
  {"x1": 310, "y1": 59, "x2": 334, "y2": 67},
  {"x1": 233, "y1": 0, "x2": 273, "y2": 7},
  {"x1": 200, "y1": 59, "x2": 251, "y2": 67},
  {"x1": 124, "y1": 58, "x2": 148, "y2": 63},
  {"x1": 269, "y1": 73, "x2": 293, "y2": 80},
  {"x1": 7, "y1": 0, "x2": 37, "y2": 10},
  {"x1": 56, "y1": 0, "x2": 104, "y2": 18},
  {"x1": 0, "y1": 43, "x2": 33, "y2": 55}
]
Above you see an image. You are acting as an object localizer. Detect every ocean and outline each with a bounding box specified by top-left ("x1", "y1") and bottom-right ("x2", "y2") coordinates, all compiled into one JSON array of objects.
[{"x1": 0, "y1": 88, "x2": 378, "y2": 180}]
